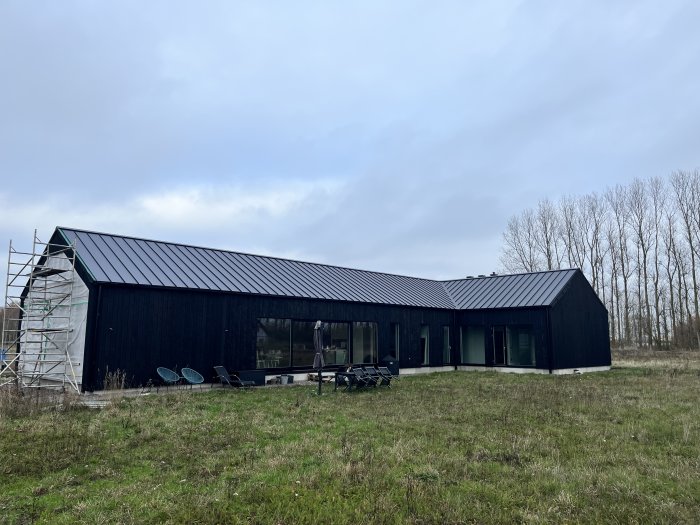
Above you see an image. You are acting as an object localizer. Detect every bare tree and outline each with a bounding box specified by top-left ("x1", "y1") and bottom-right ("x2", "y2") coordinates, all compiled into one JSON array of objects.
[
  {"x1": 649, "y1": 177, "x2": 666, "y2": 347},
  {"x1": 606, "y1": 224, "x2": 621, "y2": 346},
  {"x1": 499, "y1": 171, "x2": 699, "y2": 350},
  {"x1": 605, "y1": 185, "x2": 633, "y2": 346},
  {"x1": 670, "y1": 170, "x2": 700, "y2": 348},
  {"x1": 581, "y1": 193, "x2": 607, "y2": 299},
  {"x1": 500, "y1": 209, "x2": 541, "y2": 273},
  {"x1": 662, "y1": 207, "x2": 679, "y2": 346},
  {"x1": 534, "y1": 198, "x2": 563, "y2": 270},
  {"x1": 559, "y1": 196, "x2": 587, "y2": 271},
  {"x1": 627, "y1": 178, "x2": 654, "y2": 346}
]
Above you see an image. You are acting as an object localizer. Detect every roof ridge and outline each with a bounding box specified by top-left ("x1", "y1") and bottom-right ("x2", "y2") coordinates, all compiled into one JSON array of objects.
[{"x1": 440, "y1": 268, "x2": 578, "y2": 284}]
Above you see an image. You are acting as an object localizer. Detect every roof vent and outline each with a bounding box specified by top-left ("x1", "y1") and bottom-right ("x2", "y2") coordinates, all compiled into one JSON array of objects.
[
  {"x1": 490, "y1": 272, "x2": 497, "y2": 276},
  {"x1": 478, "y1": 274, "x2": 486, "y2": 278},
  {"x1": 466, "y1": 275, "x2": 474, "y2": 279}
]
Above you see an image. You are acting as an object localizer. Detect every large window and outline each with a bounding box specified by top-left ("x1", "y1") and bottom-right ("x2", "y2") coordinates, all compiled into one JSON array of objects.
[
  {"x1": 507, "y1": 326, "x2": 535, "y2": 366},
  {"x1": 324, "y1": 322, "x2": 350, "y2": 365},
  {"x1": 420, "y1": 325, "x2": 430, "y2": 365},
  {"x1": 352, "y1": 322, "x2": 377, "y2": 363},
  {"x1": 292, "y1": 321, "x2": 316, "y2": 367},
  {"x1": 460, "y1": 326, "x2": 485, "y2": 364},
  {"x1": 442, "y1": 326, "x2": 451, "y2": 365},
  {"x1": 389, "y1": 322, "x2": 400, "y2": 361},
  {"x1": 256, "y1": 318, "x2": 375, "y2": 368},
  {"x1": 256, "y1": 318, "x2": 291, "y2": 368}
]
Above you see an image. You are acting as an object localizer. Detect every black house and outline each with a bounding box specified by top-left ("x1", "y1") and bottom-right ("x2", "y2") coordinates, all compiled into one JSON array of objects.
[{"x1": 21, "y1": 227, "x2": 611, "y2": 391}]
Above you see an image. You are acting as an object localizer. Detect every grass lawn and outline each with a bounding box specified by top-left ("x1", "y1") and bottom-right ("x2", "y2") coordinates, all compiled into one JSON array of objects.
[{"x1": 1, "y1": 354, "x2": 699, "y2": 524}]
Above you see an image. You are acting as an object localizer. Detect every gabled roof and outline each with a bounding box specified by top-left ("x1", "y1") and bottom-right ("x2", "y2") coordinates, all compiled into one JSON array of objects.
[
  {"x1": 442, "y1": 269, "x2": 578, "y2": 309},
  {"x1": 56, "y1": 227, "x2": 579, "y2": 310}
]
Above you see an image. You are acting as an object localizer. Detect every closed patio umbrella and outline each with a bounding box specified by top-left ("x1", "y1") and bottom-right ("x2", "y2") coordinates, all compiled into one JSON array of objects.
[{"x1": 313, "y1": 320, "x2": 324, "y2": 395}]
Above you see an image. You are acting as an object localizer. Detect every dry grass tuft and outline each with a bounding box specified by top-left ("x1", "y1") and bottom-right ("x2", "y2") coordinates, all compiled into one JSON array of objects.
[{"x1": 102, "y1": 367, "x2": 128, "y2": 390}]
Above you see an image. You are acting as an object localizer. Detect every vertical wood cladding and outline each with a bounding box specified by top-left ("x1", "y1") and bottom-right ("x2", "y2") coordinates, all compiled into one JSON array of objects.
[
  {"x1": 86, "y1": 285, "x2": 455, "y2": 390},
  {"x1": 82, "y1": 274, "x2": 611, "y2": 390},
  {"x1": 549, "y1": 272, "x2": 611, "y2": 369},
  {"x1": 455, "y1": 308, "x2": 550, "y2": 368}
]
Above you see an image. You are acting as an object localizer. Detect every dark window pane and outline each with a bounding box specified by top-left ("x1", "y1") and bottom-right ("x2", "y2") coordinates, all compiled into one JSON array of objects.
[
  {"x1": 420, "y1": 325, "x2": 429, "y2": 365},
  {"x1": 507, "y1": 326, "x2": 535, "y2": 366},
  {"x1": 256, "y1": 318, "x2": 290, "y2": 368},
  {"x1": 389, "y1": 323, "x2": 400, "y2": 360},
  {"x1": 460, "y1": 326, "x2": 485, "y2": 364},
  {"x1": 292, "y1": 321, "x2": 316, "y2": 367},
  {"x1": 352, "y1": 322, "x2": 377, "y2": 364},
  {"x1": 324, "y1": 322, "x2": 349, "y2": 365},
  {"x1": 443, "y1": 326, "x2": 451, "y2": 364}
]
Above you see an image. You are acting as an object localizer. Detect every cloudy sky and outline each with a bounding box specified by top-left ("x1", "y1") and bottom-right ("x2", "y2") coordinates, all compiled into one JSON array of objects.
[{"x1": 1, "y1": 1, "x2": 699, "y2": 282}]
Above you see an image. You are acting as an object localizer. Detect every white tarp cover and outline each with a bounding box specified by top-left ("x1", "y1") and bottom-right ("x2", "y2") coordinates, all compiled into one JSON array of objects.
[{"x1": 19, "y1": 252, "x2": 88, "y2": 389}]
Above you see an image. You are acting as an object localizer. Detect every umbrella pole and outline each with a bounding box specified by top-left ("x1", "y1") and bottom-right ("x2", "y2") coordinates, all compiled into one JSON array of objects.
[{"x1": 314, "y1": 320, "x2": 324, "y2": 396}]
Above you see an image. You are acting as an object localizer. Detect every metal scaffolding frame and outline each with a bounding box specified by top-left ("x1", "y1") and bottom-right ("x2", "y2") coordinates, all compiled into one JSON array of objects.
[{"x1": 1, "y1": 230, "x2": 80, "y2": 393}]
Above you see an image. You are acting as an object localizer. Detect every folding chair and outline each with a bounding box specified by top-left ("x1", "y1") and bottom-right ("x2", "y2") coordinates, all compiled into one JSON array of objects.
[
  {"x1": 213, "y1": 366, "x2": 256, "y2": 388},
  {"x1": 363, "y1": 366, "x2": 386, "y2": 386},
  {"x1": 377, "y1": 367, "x2": 396, "y2": 386}
]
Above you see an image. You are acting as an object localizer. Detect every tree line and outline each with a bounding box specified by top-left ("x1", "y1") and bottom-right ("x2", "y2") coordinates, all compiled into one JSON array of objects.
[{"x1": 500, "y1": 170, "x2": 700, "y2": 350}]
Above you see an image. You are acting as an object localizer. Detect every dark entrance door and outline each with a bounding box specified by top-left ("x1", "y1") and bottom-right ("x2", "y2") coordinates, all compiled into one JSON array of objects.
[{"x1": 492, "y1": 326, "x2": 506, "y2": 365}]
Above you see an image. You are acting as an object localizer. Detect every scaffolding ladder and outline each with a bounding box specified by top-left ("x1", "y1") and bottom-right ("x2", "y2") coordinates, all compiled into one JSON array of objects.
[{"x1": 1, "y1": 230, "x2": 80, "y2": 393}]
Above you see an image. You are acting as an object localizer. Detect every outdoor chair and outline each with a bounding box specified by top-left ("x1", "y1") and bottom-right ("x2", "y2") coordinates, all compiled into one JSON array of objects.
[
  {"x1": 156, "y1": 367, "x2": 182, "y2": 390},
  {"x1": 378, "y1": 367, "x2": 397, "y2": 383},
  {"x1": 375, "y1": 367, "x2": 394, "y2": 386},
  {"x1": 181, "y1": 367, "x2": 205, "y2": 389},
  {"x1": 369, "y1": 366, "x2": 391, "y2": 386},
  {"x1": 213, "y1": 366, "x2": 256, "y2": 388},
  {"x1": 334, "y1": 369, "x2": 354, "y2": 391},
  {"x1": 353, "y1": 368, "x2": 375, "y2": 388},
  {"x1": 363, "y1": 366, "x2": 386, "y2": 386},
  {"x1": 362, "y1": 367, "x2": 379, "y2": 387}
]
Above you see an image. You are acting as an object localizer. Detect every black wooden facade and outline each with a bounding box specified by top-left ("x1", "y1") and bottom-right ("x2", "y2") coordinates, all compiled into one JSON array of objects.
[
  {"x1": 42, "y1": 228, "x2": 611, "y2": 391},
  {"x1": 82, "y1": 284, "x2": 456, "y2": 390},
  {"x1": 79, "y1": 278, "x2": 611, "y2": 391}
]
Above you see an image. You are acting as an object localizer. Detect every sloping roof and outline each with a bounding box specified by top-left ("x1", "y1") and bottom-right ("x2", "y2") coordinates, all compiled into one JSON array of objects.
[
  {"x1": 57, "y1": 227, "x2": 455, "y2": 309},
  {"x1": 442, "y1": 269, "x2": 578, "y2": 310},
  {"x1": 56, "y1": 227, "x2": 578, "y2": 310}
]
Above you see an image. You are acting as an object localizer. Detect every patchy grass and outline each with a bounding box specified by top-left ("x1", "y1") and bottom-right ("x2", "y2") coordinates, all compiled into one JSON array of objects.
[
  {"x1": 613, "y1": 348, "x2": 700, "y2": 370},
  {"x1": 2, "y1": 358, "x2": 700, "y2": 524}
]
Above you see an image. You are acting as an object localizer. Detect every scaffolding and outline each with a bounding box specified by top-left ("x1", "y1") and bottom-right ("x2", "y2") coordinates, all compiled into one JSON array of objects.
[{"x1": 1, "y1": 230, "x2": 80, "y2": 393}]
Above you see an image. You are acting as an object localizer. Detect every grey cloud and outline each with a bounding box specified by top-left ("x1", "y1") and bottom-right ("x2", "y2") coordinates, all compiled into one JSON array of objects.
[{"x1": 1, "y1": 1, "x2": 700, "y2": 281}]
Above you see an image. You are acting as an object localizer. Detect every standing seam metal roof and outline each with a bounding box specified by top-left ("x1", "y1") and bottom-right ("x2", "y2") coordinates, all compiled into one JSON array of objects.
[
  {"x1": 57, "y1": 227, "x2": 578, "y2": 310},
  {"x1": 441, "y1": 269, "x2": 578, "y2": 310}
]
